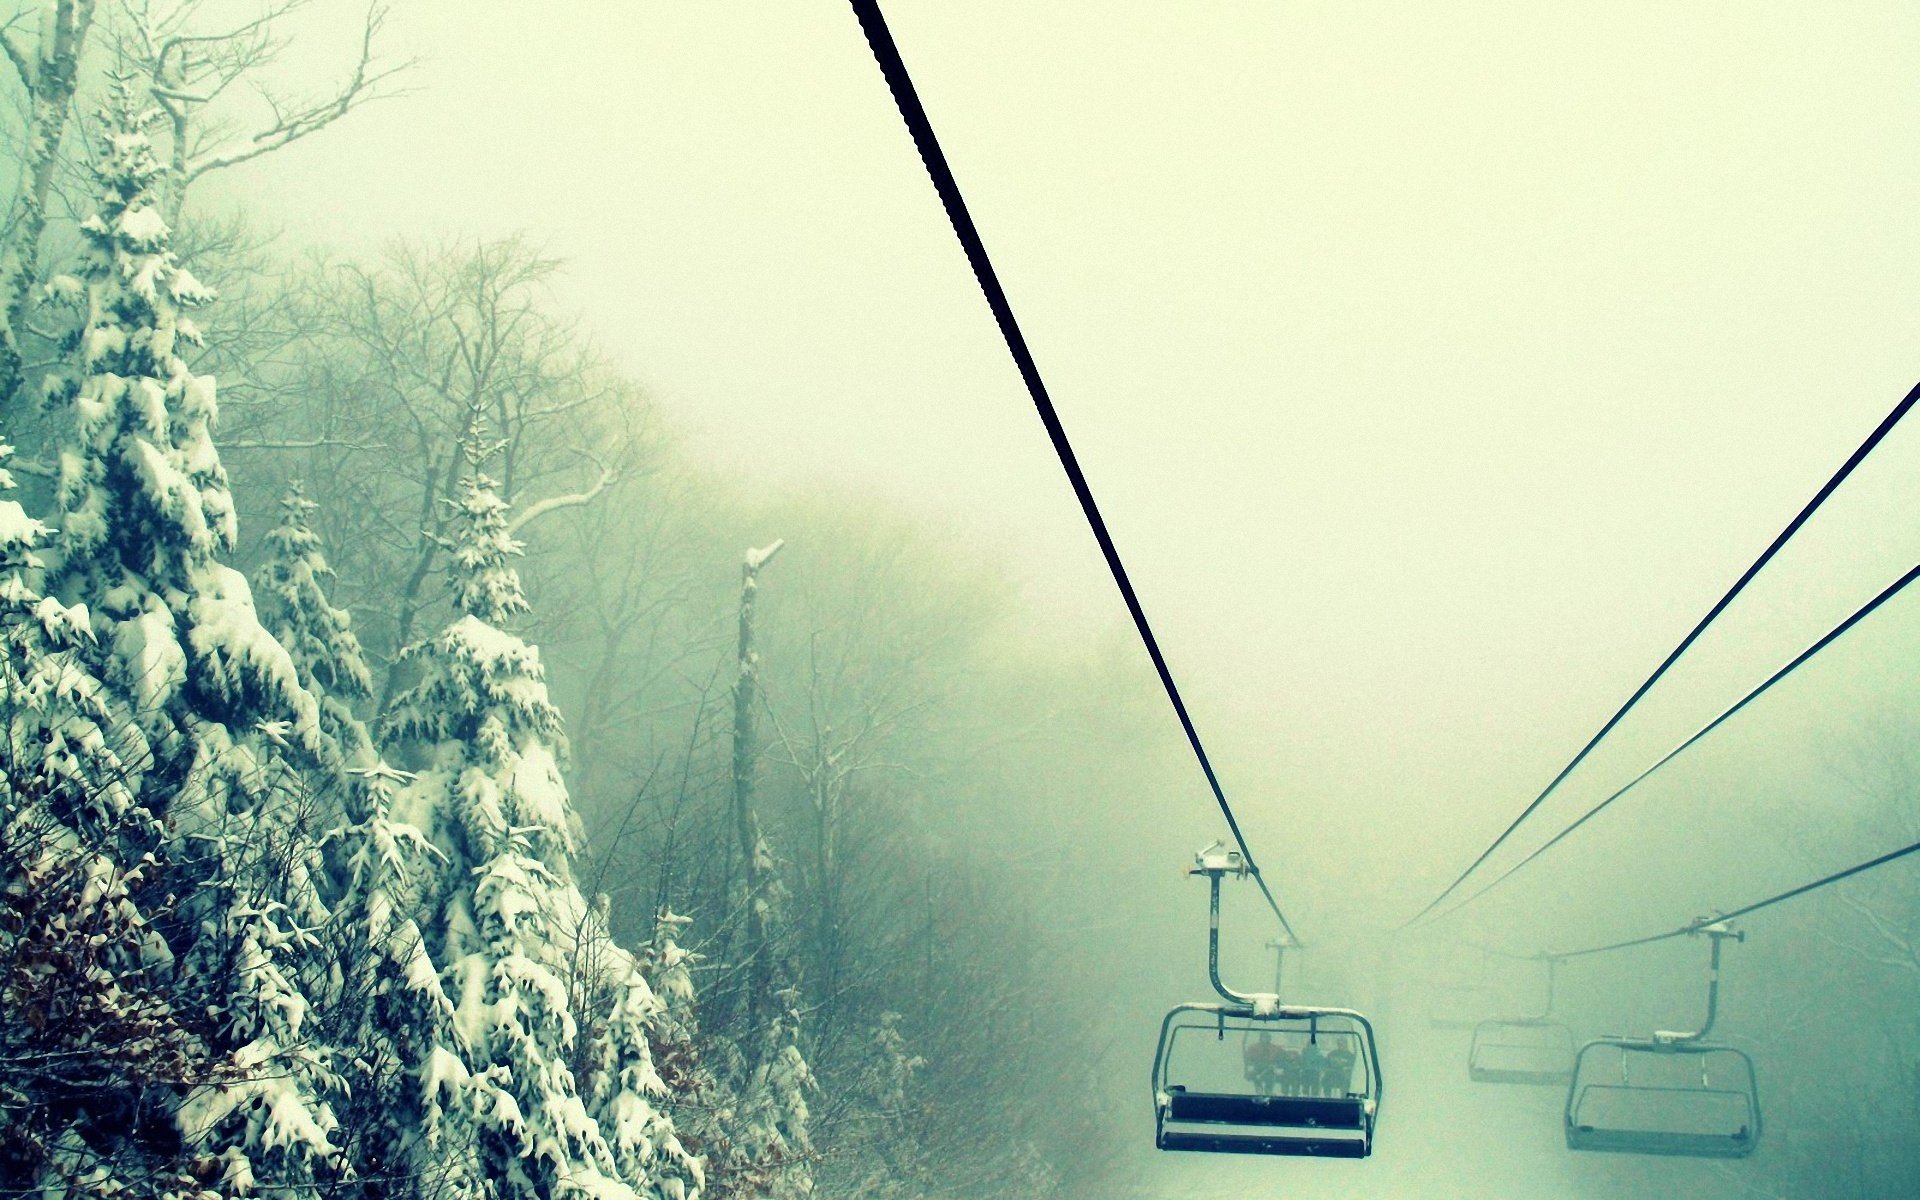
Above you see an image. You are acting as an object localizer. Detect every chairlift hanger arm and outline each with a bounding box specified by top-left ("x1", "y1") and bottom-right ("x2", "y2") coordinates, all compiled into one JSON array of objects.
[
  {"x1": 1530, "y1": 954, "x2": 1561, "y2": 1022},
  {"x1": 1463, "y1": 942, "x2": 1564, "y2": 1018},
  {"x1": 1192, "y1": 852, "x2": 1291, "y2": 1006},
  {"x1": 848, "y1": 0, "x2": 1300, "y2": 946},
  {"x1": 1649, "y1": 922, "x2": 1742, "y2": 1045}
]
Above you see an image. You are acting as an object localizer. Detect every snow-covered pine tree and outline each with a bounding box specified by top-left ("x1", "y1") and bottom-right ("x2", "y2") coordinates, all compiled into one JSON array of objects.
[
  {"x1": 731, "y1": 988, "x2": 815, "y2": 1199},
  {"x1": 574, "y1": 899, "x2": 703, "y2": 1200},
  {"x1": 39, "y1": 75, "x2": 341, "y2": 1195},
  {"x1": 687, "y1": 991, "x2": 813, "y2": 1200},
  {"x1": 252, "y1": 482, "x2": 375, "y2": 767},
  {"x1": 0, "y1": 436, "x2": 216, "y2": 1196},
  {"x1": 247, "y1": 482, "x2": 484, "y2": 1196},
  {"x1": 630, "y1": 910, "x2": 742, "y2": 1198},
  {"x1": 319, "y1": 760, "x2": 493, "y2": 1199},
  {"x1": 830, "y1": 1012, "x2": 929, "y2": 1199},
  {"x1": 385, "y1": 425, "x2": 691, "y2": 1200}
]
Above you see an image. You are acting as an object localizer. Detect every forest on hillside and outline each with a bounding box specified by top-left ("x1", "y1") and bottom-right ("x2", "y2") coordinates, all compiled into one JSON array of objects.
[{"x1": 0, "y1": 4, "x2": 1180, "y2": 1197}]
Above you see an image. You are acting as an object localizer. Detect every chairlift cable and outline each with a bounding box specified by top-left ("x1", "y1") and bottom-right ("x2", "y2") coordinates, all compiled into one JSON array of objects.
[
  {"x1": 1714, "y1": 837, "x2": 1920, "y2": 924},
  {"x1": 847, "y1": 0, "x2": 1299, "y2": 944},
  {"x1": 1405, "y1": 380, "x2": 1920, "y2": 928},
  {"x1": 1466, "y1": 941, "x2": 1565, "y2": 964},
  {"x1": 1540, "y1": 836, "x2": 1920, "y2": 961},
  {"x1": 1550, "y1": 924, "x2": 1702, "y2": 962},
  {"x1": 1428, "y1": 560, "x2": 1920, "y2": 923}
]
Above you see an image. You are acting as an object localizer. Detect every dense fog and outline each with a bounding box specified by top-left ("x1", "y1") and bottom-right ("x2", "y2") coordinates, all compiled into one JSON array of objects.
[{"x1": 2, "y1": 2, "x2": 1918, "y2": 1197}]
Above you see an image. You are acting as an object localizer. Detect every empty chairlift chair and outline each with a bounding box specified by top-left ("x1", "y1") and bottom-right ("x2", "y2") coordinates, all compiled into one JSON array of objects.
[
  {"x1": 1151, "y1": 846, "x2": 1384, "y2": 1159},
  {"x1": 1565, "y1": 922, "x2": 1761, "y2": 1159},
  {"x1": 1468, "y1": 955, "x2": 1576, "y2": 1087}
]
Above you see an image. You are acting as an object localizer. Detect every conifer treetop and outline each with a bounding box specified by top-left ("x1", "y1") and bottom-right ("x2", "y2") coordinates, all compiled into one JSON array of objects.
[
  {"x1": 449, "y1": 468, "x2": 529, "y2": 627},
  {"x1": 43, "y1": 73, "x2": 322, "y2": 760},
  {"x1": 253, "y1": 482, "x2": 374, "y2": 765},
  {"x1": 49, "y1": 75, "x2": 231, "y2": 583}
]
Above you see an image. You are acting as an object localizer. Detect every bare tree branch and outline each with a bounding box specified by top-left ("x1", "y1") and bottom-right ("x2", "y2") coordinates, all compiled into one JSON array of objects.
[
  {"x1": 179, "y1": 3, "x2": 413, "y2": 190},
  {"x1": 0, "y1": 26, "x2": 33, "y2": 87},
  {"x1": 507, "y1": 459, "x2": 619, "y2": 536},
  {"x1": 110, "y1": 0, "x2": 414, "y2": 217},
  {"x1": 223, "y1": 435, "x2": 383, "y2": 452}
]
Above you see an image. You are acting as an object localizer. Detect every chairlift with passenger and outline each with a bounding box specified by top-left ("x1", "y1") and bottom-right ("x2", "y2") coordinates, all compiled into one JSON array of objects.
[
  {"x1": 1468, "y1": 955, "x2": 1576, "y2": 1086},
  {"x1": 1152, "y1": 845, "x2": 1384, "y2": 1159},
  {"x1": 1565, "y1": 921, "x2": 1760, "y2": 1158}
]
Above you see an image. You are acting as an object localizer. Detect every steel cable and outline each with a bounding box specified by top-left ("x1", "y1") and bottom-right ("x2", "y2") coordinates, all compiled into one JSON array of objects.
[
  {"x1": 1406, "y1": 381, "x2": 1920, "y2": 927},
  {"x1": 1428, "y1": 560, "x2": 1920, "y2": 924},
  {"x1": 848, "y1": 0, "x2": 1299, "y2": 943}
]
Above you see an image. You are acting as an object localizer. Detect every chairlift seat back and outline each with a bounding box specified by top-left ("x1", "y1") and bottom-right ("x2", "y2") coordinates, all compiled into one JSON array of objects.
[
  {"x1": 1468, "y1": 1017, "x2": 1575, "y2": 1087},
  {"x1": 1152, "y1": 1004, "x2": 1380, "y2": 1160}
]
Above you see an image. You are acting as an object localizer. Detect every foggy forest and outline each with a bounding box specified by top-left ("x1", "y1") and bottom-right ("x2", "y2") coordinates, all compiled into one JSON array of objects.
[{"x1": 1, "y1": 2, "x2": 1917, "y2": 1198}]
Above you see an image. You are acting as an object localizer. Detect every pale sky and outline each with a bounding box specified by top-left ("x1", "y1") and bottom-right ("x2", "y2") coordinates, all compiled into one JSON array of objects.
[
  {"x1": 234, "y1": 0, "x2": 1920, "y2": 875},
  {"x1": 222, "y1": 6, "x2": 1920, "y2": 1191}
]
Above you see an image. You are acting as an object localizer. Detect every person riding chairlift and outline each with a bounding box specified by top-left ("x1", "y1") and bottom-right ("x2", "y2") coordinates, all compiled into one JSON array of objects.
[
  {"x1": 1324, "y1": 1041, "x2": 1358, "y2": 1097},
  {"x1": 1299, "y1": 1037, "x2": 1329, "y2": 1097},
  {"x1": 1243, "y1": 1031, "x2": 1281, "y2": 1096}
]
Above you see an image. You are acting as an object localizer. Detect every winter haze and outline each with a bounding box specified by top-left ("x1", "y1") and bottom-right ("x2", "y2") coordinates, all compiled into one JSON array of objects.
[{"x1": 3, "y1": 1, "x2": 1919, "y2": 1198}]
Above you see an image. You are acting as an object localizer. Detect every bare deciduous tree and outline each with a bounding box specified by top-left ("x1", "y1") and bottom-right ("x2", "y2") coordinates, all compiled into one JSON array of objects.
[
  {"x1": 0, "y1": 0, "x2": 96, "y2": 403},
  {"x1": 113, "y1": 0, "x2": 409, "y2": 219}
]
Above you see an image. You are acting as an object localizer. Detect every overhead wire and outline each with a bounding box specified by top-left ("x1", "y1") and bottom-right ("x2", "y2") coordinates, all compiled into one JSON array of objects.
[
  {"x1": 846, "y1": 0, "x2": 1300, "y2": 944},
  {"x1": 1426, "y1": 559, "x2": 1920, "y2": 923},
  {"x1": 1541, "y1": 836, "x2": 1920, "y2": 961},
  {"x1": 1467, "y1": 941, "x2": 1565, "y2": 964},
  {"x1": 1405, "y1": 380, "x2": 1920, "y2": 927}
]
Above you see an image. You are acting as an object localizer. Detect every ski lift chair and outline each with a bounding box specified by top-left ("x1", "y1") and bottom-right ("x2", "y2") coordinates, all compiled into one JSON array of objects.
[
  {"x1": 1472, "y1": 1018, "x2": 1578, "y2": 1086},
  {"x1": 1564, "y1": 922, "x2": 1761, "y2": 1158},
  {"x1": 1155, "y1": 1006, "x2": 1379, "y2": 1157},
  {"x1": 1565, "y1": 1039, "x2": 1759, "y2": 1158},
  {"x1": 1151, "y1": 846, "x2": 1383, "y2": 1159},
  {"x1": 1468, "y1": 956, "x2": 1575, "y2": 1086}
]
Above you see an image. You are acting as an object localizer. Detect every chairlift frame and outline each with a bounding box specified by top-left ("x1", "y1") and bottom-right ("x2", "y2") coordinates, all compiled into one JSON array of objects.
[
  {"x1": 1152, "y1": 846, "x2": 1384, "y2": 1159},
  {"x1": 1468, "y1": 955, "x2": 1576, "y2": 1087},
  {"x1": 1565, "y1": 921, "x2": 1761, "y2": 1158}
]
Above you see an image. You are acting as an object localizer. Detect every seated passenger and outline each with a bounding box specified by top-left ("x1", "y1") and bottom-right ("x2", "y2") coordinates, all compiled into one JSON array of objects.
[
  {"x1": 1299, "y1": 1040, "x2": 1328, "y2": 1097},
  {"x1": 1243, "y1": 1032, "x2": 1280, "y2": 1096},
  {"x1": 1273, "y1": 1044, "x2": 1304, "y2": 1096},
  {"x1": 1324, "y1": 1043, "x2": 1358, "y2": 1097}
]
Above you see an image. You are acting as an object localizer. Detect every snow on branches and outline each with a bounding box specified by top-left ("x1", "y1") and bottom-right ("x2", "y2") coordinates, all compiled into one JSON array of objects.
[
  {"x1": 28, "y1": 74, "x2": 342, "y2": 1196},
  {"x1": 252, "y1": 484, "x2": 375, "y2": 768},
  {"x1": 385, "y1": 444, "x2": 689, "y2": 1200}
]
